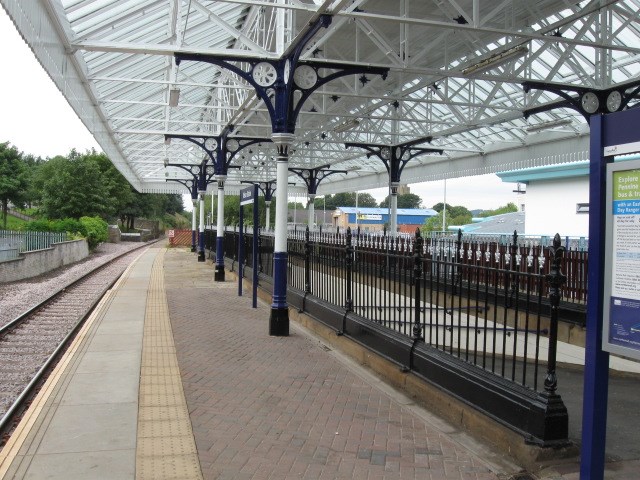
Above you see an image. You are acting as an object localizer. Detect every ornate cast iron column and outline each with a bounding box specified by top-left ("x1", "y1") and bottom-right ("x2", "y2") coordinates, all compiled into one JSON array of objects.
[
  {"x1": 270, "y1": 132, "x2": 295, "y2": 336},
  {"x1": 215, "y1": 175, "x2": 226, "y2": 281}
]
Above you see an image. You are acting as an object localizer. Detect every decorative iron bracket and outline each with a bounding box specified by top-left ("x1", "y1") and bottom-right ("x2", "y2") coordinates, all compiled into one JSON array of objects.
[
  {"x1": 175, "y1": 15, "x2": 389, "y2": 134},
  {"x1": 241, "y1": 180, "x2": 277, "y2": 203},
  {"x1": 345, "y1": 136, "x2": 443, "y2": 184},
  {"x1": 165, "y1": 129, "x2": 269, "y2": 176},
  {"x1": 164, "y1": 161, "x2": 216, "y2": 192},
  {"x1": 288, "y1": 164, "x2": 348, "y2": 195},
  {"x1": 166, "y1": 177, "x2": 198, "y2": 200},
  {"x1": 522, "y1": 78, "x2": 640, "y2": 122}
]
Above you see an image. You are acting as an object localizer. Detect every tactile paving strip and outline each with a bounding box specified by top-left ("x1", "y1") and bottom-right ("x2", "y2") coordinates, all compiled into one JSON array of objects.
[{"x1": 136, "y1": 249, "x2": 203, "y2": 480}]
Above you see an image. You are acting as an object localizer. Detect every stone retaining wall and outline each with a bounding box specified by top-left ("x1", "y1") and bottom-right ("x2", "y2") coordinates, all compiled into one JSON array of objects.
[{"x1": 0, "y1": 239, "x2": 89, "y2": 283}]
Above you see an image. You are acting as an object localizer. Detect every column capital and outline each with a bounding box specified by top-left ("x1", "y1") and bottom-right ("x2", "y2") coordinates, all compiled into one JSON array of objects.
[
  {"x1": 271, "y1": 133, "x2": 296, "y2": 157},
  {"x1": 308, "y1": 193, "x2": 316, "y2": 200}
]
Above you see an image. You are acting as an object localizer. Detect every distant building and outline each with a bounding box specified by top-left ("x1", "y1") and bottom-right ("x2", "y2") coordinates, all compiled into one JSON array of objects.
[
  {"x1": 456, "y1": 211, "x2": 526, "y2": 235},
  {"x1": 497, "y1": 162, "x2": 589, "y2": 237},
  {"x1": 333, "y1": 207, "x2": 438, "y2": 234}
]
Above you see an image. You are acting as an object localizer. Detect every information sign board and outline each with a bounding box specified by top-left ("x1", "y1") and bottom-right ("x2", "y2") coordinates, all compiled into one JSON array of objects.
[
  {"x1": 240, "y1": 186, "x2": 255, "y2": 205},
  {"x1": 603, "y1": 158, "x2": 640, "y2": 360}
]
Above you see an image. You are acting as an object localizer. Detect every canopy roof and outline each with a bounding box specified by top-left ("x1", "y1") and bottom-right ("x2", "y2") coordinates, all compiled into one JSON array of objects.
[{"x1": 4, "y1": 0, "x2": 640, "y2": 195}]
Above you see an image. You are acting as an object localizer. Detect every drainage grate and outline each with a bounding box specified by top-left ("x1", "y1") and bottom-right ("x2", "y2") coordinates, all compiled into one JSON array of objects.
[{"x1": 508, "y1": 474, "x2": 537, "y2": 480}]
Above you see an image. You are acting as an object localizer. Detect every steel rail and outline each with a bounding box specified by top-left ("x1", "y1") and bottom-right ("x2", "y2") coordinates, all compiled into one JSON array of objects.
[{"x1": 0, "y1": 240, "x2": 159, "y2": 436}]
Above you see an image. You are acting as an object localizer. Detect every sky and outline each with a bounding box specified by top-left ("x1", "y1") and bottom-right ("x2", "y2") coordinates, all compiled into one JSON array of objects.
[{"x1": 0, "y1": 8, "x2": 518, "y2": 212}]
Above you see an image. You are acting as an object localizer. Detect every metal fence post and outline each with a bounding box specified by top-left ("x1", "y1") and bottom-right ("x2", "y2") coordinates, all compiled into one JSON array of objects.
[
  {"x1": 405, "y1": 228, "x2": 424, "y2": 372},
  {"x1": 304, "y1": 226, "x2": 311, "y2": 295},
  {"x1": 413, "y1": 228, "x2": 424, "y2": 340},
  {"x1": 506, "y1": 230, "x2": 519, "y2": 308},
  {"x1": 545, "y1": 233, "x2": 566, "y2": 393},
  {"x1": 345, "y1": 227, "x2": 353, "y2": 313},
  {"x1": 338, "y1": 227, "x2": 353, "y2": 335},
  {"x1": 453, "y1": 228, "x2": 462, "y2": 294}
]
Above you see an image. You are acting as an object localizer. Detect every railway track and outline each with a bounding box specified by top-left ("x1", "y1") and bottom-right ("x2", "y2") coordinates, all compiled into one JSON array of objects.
[{"x1": 0, "y1": 242, "x2": 156, "y2": 439}]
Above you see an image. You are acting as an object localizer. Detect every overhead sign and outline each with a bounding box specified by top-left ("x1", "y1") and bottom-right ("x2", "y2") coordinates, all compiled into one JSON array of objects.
[
  {"x1": 603, "y1": 158, "x2": 640, "y2": 360},
  {"x1": 240, "y1": 186, "x2": 255, "y2": 206}
]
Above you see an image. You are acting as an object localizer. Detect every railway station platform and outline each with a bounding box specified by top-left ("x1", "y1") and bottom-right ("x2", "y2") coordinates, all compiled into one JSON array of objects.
[{"x1": 0, "y1": 244, "x2": 637, "y2": 479}]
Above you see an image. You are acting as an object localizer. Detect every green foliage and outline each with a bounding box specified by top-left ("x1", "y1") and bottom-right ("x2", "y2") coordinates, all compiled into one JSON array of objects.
[
  {"x1": 478, "y1": 202, "x2": 518, "y2": 217},
  {"x1": 162, "y1": 212, "x2": 190, "y2": 229},
  {"x1": 422, "y1": 209, "x2": 472, "y2": 234},
  {"x1": 24, "y1": 218, "x2": 85, "y2": 234},
  {"x1": 379, "y1": 193, "x2": 423, "y2": 209},
  {"x1": 24, "y1": 216, "x2": 107, "y2": 250},
  {"x1": 36, "y1": 152, "x2": 110, "y2": 219},
  {"x1": 3, "y1": 214, "x2": 27, "y2": 230},
  {"x1": 0, "y1": 142, "x2": 30, "y2": 228},
  {"x1": 315, "y1": 192, "x2": 378, "y2": 210},
  {"x1": 79, "y1": 216, "x2": 108, "y2": 250}
]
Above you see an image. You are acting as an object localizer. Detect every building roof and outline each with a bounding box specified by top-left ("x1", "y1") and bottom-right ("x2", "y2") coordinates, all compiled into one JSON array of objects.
[
  {"x1": 5, "y1": 2, "x2": 640, "y2": 196},
  {"x1": 336, "y1": 207, "x2": 438, "y2": 217},
  {"x1": 497, "y1": 154, "x2": 640, "y2": 184},
  {"x1": 457, "y1": 212, "x2": 525, "y2": 235}
]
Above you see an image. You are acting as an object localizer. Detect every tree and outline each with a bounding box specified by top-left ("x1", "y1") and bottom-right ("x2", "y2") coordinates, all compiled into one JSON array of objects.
[
  {"x1": 478, "y1": 202, "x2": 518, "y2": 217},
  {"x1": 316, "y1": 192, "x2": 378, "y2": 209},
  {"x1": 0, "y1": 142, "x2": 29, "y2": 228},
  {"x1": 37, "y1": 152, "x2": 110, "y2": 219},
  {"x1": 431, "y1": 203, "x2": 471, "y2": 220},
  {"x1": 379, "y1": 193, "x2": 423, "y2": 209},
  {"x1": 94, "y1": 152, "x2": 133, "y2": 220},
  {"x1": 422, "y1": 202, "x2": 472, "y2": 234}
]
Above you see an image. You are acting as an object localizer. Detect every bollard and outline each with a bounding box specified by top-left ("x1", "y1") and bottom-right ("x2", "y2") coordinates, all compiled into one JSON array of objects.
[{"x1": 544, "y1": 233, "x2": 566, "y2": 393}]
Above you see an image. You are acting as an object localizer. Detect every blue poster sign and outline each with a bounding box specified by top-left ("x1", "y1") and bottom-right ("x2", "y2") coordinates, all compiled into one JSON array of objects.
[{"x1": 603, "y1": 160, "x2": 640, "y2": 360}]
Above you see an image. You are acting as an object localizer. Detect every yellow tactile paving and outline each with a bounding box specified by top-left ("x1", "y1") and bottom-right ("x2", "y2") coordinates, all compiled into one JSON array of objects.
[
  {"x1": 0, "y1": 250, "x2": 146, "y2": 479},
  {"x1": 135, "y1": 249, "x2": 203, "y2": 480}
]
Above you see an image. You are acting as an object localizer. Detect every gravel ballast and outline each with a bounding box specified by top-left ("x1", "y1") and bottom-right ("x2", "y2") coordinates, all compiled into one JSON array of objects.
[{"x1": 0, "y1": 241, "x2": 158, "y2": 328}]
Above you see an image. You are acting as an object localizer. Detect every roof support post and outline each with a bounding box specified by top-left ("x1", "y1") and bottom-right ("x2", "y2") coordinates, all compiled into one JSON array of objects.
[
  {"x1": 175, "y1": 14, "x2": 387, "y2": 336},
  {"x1": 345, "y1": 138, "x2": 443, "y2": 238},
  {"x1": 389, "y1": 182, "x2": 399, "y2": 236},
  {"x1": 215, "y1": 176, "x2": 227, "y2": 281},
  {"x1": 198, "y1": 192, "x2": 206, "y2": 262},
  {"x1": 270, "y1": 133, "x2": 295, "y2": 336}
]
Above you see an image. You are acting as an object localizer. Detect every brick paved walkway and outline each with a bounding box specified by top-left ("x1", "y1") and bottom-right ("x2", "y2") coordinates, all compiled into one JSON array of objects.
[{"x1": 164, "y1": 248, "x2": 516, "y2": 479}]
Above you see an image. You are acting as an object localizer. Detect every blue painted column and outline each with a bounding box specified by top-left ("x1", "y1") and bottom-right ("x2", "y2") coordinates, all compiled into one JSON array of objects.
[
  {"x1": 214, "y1": 176, "x2": 226, "y2": 281},
  {"x1": 197, "y1": 192, "x2": 205, "y2": 262},
  {"x1": 190, "y1": 199, "x2": 197, "y2": 252},
  {"x1": 269, "y1": 132, "x2": 294, "y2": 336},
  {"x1": 580, "y1": 113, "x2": 610, "y2": 479}
]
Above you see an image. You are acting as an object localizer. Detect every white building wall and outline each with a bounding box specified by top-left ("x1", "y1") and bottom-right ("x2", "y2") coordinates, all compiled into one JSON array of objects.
[{"x1": 524, "y1": 176, "x2": 589, "y2": 237}]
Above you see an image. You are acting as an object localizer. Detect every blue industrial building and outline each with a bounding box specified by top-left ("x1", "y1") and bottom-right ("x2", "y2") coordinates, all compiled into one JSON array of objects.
[{"x1": 333, "y1": 207, "x2": 438, "y2": 233}]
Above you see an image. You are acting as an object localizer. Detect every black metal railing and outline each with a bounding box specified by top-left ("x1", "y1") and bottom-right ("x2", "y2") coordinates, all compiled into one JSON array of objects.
[{"x1": 203, "y1": 225, "x2": 569, "y2": 443}]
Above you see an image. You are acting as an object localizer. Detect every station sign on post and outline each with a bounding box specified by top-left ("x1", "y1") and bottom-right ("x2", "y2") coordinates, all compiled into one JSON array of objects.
[
  {"x1": 240, "y1": 185, "x2": 255, "y2": 206},
  {"x1": 238, "y1": 185, "x2": 260, "y2": 308},
  {"x1": 603, "y1": 157, "x2": 640, "y2": 360}
]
